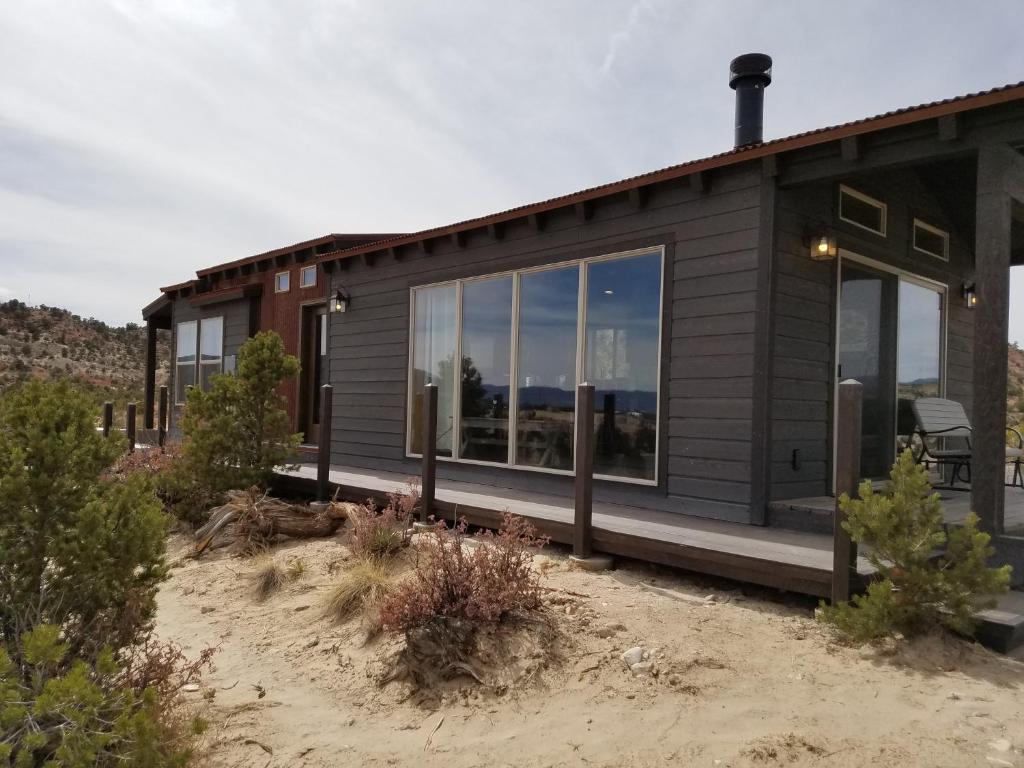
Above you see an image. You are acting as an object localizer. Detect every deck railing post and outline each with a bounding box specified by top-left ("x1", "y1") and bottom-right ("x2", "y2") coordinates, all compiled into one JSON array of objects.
[
  {"x1": 126, "y1": 402, "x2": 137, "y2": 453},
  {"x1": 831, "y1": 379, "x2": 863, "y2": 605},
  {"x1": 317, "y1": 384, "x2": 333, "y2": 502},
  {"x1": 102, "y1": 402, "x2": 113, "y2": 438},
  {"x1": 574, "y1": 383, "x2": 595, "y2": 558},
  {"x1": 420, "y1": 383, "x2": 437, "y2": 524},
  {"x1": 158, "y1": 385, "x2": 168, "y2": 448}
]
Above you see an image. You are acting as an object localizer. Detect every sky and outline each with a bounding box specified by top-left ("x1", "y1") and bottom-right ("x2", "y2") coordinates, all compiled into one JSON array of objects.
[{"x1": 1, "y1": 0, "x2": 1024, "y2": 341}]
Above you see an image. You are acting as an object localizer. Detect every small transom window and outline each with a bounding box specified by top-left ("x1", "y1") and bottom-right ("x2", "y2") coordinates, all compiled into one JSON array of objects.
[
  {"x1": 912, "y1": 219, "x2": 949, "y2": 261},
  {"x1": 300, "y1": 265, "x2": 317, "y2": 288},
  {"x1": 275, "y1": 271, "x2": 290, "y2": 292},
  {"x1": 839, "y1": 185, "x2": 887, "y2": 237}
]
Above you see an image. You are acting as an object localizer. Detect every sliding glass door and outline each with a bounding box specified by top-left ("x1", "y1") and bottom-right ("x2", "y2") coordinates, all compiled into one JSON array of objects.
[
  {"x1": 408, "y1": 247, "x2": 664, "y2": 483},
  {"x1": 837, "y1": 256, "x2": 945, "y2": 481}
]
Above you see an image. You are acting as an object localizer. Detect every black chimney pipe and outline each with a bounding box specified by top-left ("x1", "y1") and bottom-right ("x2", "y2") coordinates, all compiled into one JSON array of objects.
[{"x1": 729, "y1": 53, "x2": 772, "y2": 148}]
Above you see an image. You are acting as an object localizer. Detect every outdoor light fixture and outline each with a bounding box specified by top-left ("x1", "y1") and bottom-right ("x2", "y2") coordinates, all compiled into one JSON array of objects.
[
  {"x1": 809, "y1": 234, "x2": 837, "y2": 261},
  {"x1": 332, "y1": 287, "x2": 351, "y2": 313},
  {"x1": 961, "y1": 282, "x2": 978, "y2": 309}
]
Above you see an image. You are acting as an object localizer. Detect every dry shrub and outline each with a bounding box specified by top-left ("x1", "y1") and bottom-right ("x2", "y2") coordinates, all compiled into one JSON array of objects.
[
  {"x1": 326, "y1": 557, "x2": 396, "y2": 631},
  {"x1": 105, "y1": 443, "x2": 181, "y2": 482},
  {"x1": 380, "y1": 513, "x2": 546, "y2": 631},
  {"x1": 250, "y1": 558, "x2": 285, "y2": 601},
  {"x1": 286, "y1": 558, "x2": 307, "y2": 581},
  {"x1": 346, "y1": 482, "x2": 419, "y2": 559}
]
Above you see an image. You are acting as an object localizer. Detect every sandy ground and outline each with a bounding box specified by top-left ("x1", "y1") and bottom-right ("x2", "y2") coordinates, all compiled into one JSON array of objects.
[{"x1": 156, "y1": 532, "x2": 1024, "y2": 768}]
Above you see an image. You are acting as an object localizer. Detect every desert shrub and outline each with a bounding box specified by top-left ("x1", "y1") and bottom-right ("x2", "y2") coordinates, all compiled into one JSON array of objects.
[
  {"x1": 0, "y1": 625, "x2": 200, "y2": 767},
  {"x1": 820, "y1": 450, "x2": 1011, "y2": 642},
  {"x1": 286, "y1": 558, "x2": 307, "y2": 581},
  {"x1": 180, "y1": 331, "x2": 300, "y2": 497},
  {"x1": 326, "y1": 557, "x2": 396, "y2": 630},
  {"x1": 250, "y1": 558, "x2": 286, "y2": 601},
  {"x1": 0, "y1": 380, "x2": 167, "y2": 658},
  {"x1": 345, "y1": 483, "x2": 418, "y2": 559},
  {"x1": 380, "y1": 513, "x2": 546, "y2": 632},
  {"x1": 154, "y1": 456, "x2": 225, "y2": 529}
]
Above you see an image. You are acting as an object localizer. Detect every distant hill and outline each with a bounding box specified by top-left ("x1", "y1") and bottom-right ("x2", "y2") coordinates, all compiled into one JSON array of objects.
[
  {"x1": 0, "y1": 299, "x2": 170, "y2": 417},
  {"x1": 1010, "y1": 343, "x2": 1024, "y2": 430}
]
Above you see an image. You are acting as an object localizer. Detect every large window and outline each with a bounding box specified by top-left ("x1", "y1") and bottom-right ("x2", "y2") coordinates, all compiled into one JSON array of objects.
[
  {"x1": 409, "y1": 284, "x2": 457, "y2": 456},
  {"x1": 407, "y1": 247, "x2": 663, "y2": 483},
  {"x1": 175, "y1": 321, "x2": 197, "y2": 404},
  {"x1": 174, "y1": 316, "x2": 224, "y2": 404}
]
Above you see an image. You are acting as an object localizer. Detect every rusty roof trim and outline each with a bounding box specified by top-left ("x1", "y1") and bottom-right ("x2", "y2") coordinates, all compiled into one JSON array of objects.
[{"x1": 194, "y1": 232, "x2": 406, "y2": 277}]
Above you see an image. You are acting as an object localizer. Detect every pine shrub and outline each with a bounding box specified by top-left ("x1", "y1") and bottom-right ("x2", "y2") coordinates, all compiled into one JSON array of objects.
[
  {"x1": 177, "y1": 331, "x2": 300, "y2": 505},
  {"x1": 820, "y1": 450, "x2": 1011, "y2": 642}
]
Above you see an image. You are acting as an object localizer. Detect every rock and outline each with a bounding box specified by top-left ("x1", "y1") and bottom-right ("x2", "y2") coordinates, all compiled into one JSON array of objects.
[
  {"x1": 182, "y1": 586, "x2": 195, "y2": 596},
  {"x1": 595, "y1": 623, "x2": 626, "y2": 638},
  {"x1": 200, "y1": 606, "x2": 215, "y2": 614},
  {"x1": 294, "y1": 605, "x2": 310, "y2": 612},
  {"x1": 305, "y1": 638, "x2": 320, "y2": 649},
  {"x1": 948, "y1": 691, "x2": 962, "y2": 701},
  {"x1": 989, "y1": 739, "x2": 1013, "y2": 753},
  {"x1": 630, "y1": 661, "x2": 656, "y2": 677},
  {"x1": 667, "y1": 673, "x2": 682, "y2": 686},
  {"x1": 182, "y1": 683, "x2": 200, "y2": 693},
  {"x1": 621, "y1": 647, "x2": 646, "y2": 668}
]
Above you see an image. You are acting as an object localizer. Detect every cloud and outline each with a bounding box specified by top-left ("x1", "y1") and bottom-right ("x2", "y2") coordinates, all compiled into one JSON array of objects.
[{"x1": 0, "y1": 0, "x2": 1023, "y2": 343}]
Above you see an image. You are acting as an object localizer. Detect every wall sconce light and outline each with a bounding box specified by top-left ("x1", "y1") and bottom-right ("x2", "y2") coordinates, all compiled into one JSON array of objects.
[
  {"x1": 961, "y1": 282, "x2": 977, "y2": 309},
  {"x1": 332, "y1": 287, "x2": 350, "y2": 313},
  {"x1": 808, "y1": 234, "x2": 837, "y2": 261}
]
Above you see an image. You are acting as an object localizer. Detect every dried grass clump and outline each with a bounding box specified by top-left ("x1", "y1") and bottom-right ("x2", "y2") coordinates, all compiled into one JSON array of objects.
[
  {"x1": 346, "y1": 482, "x2": 419, "y2": 559},
  {"x1": 325, "y1": 557, "x2": 396, "y2": 629},
  {"x1": 379, "y1": 513, "x2": 546, "y2": 632},
  {"x1": 286, "y1": 558, "x2": 307, "y2": 581},
  {"x1": 250, "y1": 558, "x2": 286, "y2": 601}
]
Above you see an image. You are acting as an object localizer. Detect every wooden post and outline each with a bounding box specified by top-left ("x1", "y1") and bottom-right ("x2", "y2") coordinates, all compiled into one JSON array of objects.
[
  {"x1": 317, "y1": 384, "x2": 333, "y2": 502},
  {"x1": 831, "y1": 379, "x2": 863, "y2": 604},
  {"x1": 102, "y1": 402, "x2": 113, "y2": 438},
  {"x1": 157, "y1": 386, "x2": 168, "y2": 448},
  {"x1": 420, "y1": 383, "x2": 437, "y2": 524},
  {"x1": 126, "y1": 402, "x2": 137, "y2": 453},
  {"x1": 574, "y1": 383, "x2": 595, "y2": 558},
  {"x1": 143, "y1": 320, "x2": 157, "y2": 429}
]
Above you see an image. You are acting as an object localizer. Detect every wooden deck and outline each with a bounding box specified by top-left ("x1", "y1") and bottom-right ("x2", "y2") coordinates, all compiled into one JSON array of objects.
[
  {"x1": 276, "y1": 463, "x2": 872, "y2": 599},
  {"x1": 771, "y1": 485, "x2": 1024, "y2": 534}
]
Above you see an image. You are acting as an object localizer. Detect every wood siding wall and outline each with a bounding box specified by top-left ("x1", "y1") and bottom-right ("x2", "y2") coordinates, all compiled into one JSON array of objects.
[
  {"x1": 168, "y1": 296, "x2": 252, "y2": 431},
  {"x1": 326, "y1": 163, "x2": 764, "y2": 522},
  {"x1": 768, "y1": 168, "x2": 976, "y2": 501}
]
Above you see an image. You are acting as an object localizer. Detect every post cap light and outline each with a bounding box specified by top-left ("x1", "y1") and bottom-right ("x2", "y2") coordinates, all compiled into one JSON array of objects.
[
  {"x1": 332, "y1": 288, "x2": 350, "y2": 313},
  {"x1": 809, "y1": 235, "x2": 837, "y2": 261},
  {"x1": 962, "y1": 282, "x2": 977, "y2": 309}
]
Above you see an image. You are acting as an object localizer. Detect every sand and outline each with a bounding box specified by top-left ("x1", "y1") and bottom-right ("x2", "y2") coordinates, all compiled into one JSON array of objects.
[{"x1": 155, "y1": 533, "x2": 1024, "y2": 767}]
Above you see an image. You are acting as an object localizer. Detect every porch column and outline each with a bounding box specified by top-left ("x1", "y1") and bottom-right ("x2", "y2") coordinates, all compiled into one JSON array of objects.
[
  {"x1": 971, "y1": 146, "x2": 1024, "y2": 533},
  {"x1": 143, "y1": 319, "x2": 158, "y2": 430}
]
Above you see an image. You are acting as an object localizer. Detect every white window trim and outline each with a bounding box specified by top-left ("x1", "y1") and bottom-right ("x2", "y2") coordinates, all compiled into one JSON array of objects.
[
  {"x1": 174, "y1": 320, "x2": 198, "y2": 405},
  {"x1": 912, "y1": 218, "x2": 950, "y2": 261},
  {"x1": 404, "y1": 245, "x2": 665, "y2": 487},
  {"x1": 300, "y1": 265, "x2": 317, "y2": 288},
  {"x1": 275, "y1": 271, "x2": 291, "y2": 293},
  {"x1": 838, "y1": 184, "x2": 888, "y2": 237}
]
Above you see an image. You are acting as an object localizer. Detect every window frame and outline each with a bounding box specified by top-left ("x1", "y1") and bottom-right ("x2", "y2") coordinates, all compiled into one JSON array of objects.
[
  {"x1": 838, "y1": 184, "x2": 888, "y2": 237},
  {"x1": 174, "y1": 320, "x2": 198, "y2": 405},
  {"x1": 405, "y1": 245, "x2": 665, "y2": 486},
  {"x1": 275, "y1": 271, "x2": 291, "y2": 293},
  {"x1": 198, "y1": 316, "x2": 224, "y2": 391},
  {"x1": 299, "y1": 264, "x2": 317, "y2": 288},
  {"x1": 912, "y1": 218, "x2": 950, "y2": 261}
]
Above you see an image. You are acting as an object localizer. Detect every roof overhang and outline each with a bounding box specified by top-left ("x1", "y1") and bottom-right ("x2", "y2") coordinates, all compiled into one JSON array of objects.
[{"x1": 188, "y1": 284, "x2": 263, "y2": 308}]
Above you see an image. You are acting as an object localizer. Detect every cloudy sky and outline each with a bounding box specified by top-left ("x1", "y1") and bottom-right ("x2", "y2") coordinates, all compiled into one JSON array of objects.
[{"x1": 2, "y1": 1, "x2": 1023, "y2": 340}]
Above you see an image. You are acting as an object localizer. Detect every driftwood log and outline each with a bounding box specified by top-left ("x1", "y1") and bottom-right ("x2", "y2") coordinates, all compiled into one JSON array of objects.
[{"x1": 194, "y1": 487, "x2": 359, "y2": 556}]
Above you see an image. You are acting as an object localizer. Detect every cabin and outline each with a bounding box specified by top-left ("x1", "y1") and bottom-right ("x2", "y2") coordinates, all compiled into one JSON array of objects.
[{"x1": 142, "y1": 55, "x2": 1024, "y2": 600}]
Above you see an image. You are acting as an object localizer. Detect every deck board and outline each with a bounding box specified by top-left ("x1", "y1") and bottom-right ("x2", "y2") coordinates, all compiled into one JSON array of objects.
[{"x1": 277, "y1": 463, "x2": 872, "y2": 598}]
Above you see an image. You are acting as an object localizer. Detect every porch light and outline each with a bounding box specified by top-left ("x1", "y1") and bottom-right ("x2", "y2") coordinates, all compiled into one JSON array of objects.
[
  {"x1": 332, "y1": 287, "x2": 350, "y2": 313},
  {"x1": 810, "y1": 235, "x2": 837, "y2": 261},
  {"x1": 961, "y1": 282, "x2": 978, "y2": 309}
]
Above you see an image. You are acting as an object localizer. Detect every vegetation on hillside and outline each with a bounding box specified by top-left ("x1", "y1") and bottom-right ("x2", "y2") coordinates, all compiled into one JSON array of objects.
[{"x1": 0, "y1": 299, "x2": 170, "y2": 424}]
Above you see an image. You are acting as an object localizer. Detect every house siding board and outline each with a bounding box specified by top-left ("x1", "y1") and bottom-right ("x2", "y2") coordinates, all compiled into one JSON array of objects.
[
  {"x1": 168, "y1": 295, "x2": 251, "y2": 432},
  {"x1": 325, "y1": 164, "x2": 764, "y2": 520},
  {"x1": 768, "y1": 167, "x2": 977, "y2": 502}
]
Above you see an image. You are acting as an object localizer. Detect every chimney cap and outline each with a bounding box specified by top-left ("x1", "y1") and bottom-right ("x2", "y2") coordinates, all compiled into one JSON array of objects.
[{"x1": 729, "y1": 53, "x2": 772, "y2": 89}]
